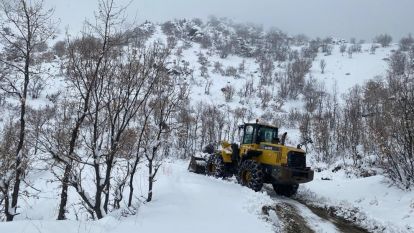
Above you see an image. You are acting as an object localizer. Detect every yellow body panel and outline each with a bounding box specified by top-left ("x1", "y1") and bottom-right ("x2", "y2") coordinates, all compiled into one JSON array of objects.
[
  {"x1": 221, "y1": 151, "x2": 232, "y2": 163},
  {"x1": 220, "y1": 142, "x2": 233, "y2": 163},
  {"x1": 222, "y1": 141, "x2": 305, "y2": 166}
]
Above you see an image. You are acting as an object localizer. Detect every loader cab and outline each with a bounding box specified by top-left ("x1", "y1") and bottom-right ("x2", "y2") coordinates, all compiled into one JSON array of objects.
[{"x1": 239, "y1": 123, "x2": 279, "y2": 145}]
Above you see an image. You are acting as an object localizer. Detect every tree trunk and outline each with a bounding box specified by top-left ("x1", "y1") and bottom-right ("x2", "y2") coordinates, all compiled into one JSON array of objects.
[
  {"x1": 8, "y1": 64, "x2": 30, "y2": 222},
  {"x1": 147, "y1": 159, "x2": 153, "y2": 202},
  {"x1": 127, "y1": 175, "x2": 134, "y2": 207},
  {"x1": 103, "y1": 156, "x2": 114, "y2": 213},
  {"x1": 3, "y1": 186, "x2": 12, "y2": 221},
  {"x1": 57, "y1": 163, "x2": 71, "y2": 220},
  {"x1": 94, "y1": 191, "x2": 104, "y2": 219},
  {"x1": 127, "y1": 158, "x2": 140, "y2": 207}
]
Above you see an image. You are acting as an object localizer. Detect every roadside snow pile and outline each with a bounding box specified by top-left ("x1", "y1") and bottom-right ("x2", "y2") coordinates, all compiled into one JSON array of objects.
[
  {"x1": 0, "y1": 161, "x2": 275, "y2": 233},
  {"x1": 297, "y1": 167, "x2": 414, "y2": 233}
]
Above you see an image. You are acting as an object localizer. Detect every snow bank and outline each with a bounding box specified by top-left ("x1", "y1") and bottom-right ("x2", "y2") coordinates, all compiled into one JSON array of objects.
[
  {"x1": 0, "y1": 161, "x2": 274, "y2": 233},
  {"x1": 299, "y1": 168, "x2": 414, "y2": 233}
]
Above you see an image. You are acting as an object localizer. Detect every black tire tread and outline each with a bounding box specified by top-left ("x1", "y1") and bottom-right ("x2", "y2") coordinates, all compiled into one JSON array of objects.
[
  {"x1": 213, "y1": 155, "x2": 226, "y2": 178},
  {"x1": 206, "y1": 155, "x2": 215, "y2": 176},
  {"x1": 238, "y1": 160, "x2": 263, "y2": 192},
  {"x1": 272, "y1": 184, "x2": 299, "y2": 197}
]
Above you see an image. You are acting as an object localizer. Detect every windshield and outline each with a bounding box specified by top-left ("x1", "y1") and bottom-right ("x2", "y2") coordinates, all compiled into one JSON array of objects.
[
  {"x1": 243, "y1": 125, "x2": 255, "y2": 144},
  {"x1": 257, "y1": 126, "x2": 279, "y2": 144}
]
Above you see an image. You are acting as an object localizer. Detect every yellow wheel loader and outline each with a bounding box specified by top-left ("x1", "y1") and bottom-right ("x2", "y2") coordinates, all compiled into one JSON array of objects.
[{"x1": 188, "y1": 122, "x2": 314, "y2": 197}]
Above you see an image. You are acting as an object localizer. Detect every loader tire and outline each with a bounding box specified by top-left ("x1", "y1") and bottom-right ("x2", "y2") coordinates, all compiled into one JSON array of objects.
[
  {"x1": 272, "y1": 184, "x2": 298, "y2": 197},
  {"x1": 206, "y1": 155, "x2": 216, "y2": 176},
  {"x1": 238, "y1": 160, "x2": 263, "y2": 192},
  {"x1": 213, "y1": 155, "x2": 226, "y2": 178}
]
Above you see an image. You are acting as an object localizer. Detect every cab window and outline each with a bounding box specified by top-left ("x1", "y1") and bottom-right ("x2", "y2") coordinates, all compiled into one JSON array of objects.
[
  {"x1": 243, "y1": 125, "x2": 254, "y2": 144},
  {"x1": 257, "y1": 126, "x2": 278, "y2": 143}
]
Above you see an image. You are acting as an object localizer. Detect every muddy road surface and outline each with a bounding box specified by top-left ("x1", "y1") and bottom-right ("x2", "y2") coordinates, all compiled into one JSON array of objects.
[{"x1": 263, "y1": 187, "x2": 369, "y2": 233}]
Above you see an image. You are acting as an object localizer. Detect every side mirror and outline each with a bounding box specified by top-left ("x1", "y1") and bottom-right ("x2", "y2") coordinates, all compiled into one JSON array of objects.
[{"x1": 281, "y1": 132, "x2": 287, "y2": 145}]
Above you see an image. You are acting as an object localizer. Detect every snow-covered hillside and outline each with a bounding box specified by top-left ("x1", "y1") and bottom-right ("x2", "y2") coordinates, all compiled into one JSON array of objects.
[{"x1": 157, "y1": 27, "x2": 414, "y2": 232}]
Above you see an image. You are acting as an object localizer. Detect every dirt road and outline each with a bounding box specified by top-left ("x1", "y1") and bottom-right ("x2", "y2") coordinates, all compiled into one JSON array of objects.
[{"x1": 263, "y1": 187, "x2": 369, "y2": 233}]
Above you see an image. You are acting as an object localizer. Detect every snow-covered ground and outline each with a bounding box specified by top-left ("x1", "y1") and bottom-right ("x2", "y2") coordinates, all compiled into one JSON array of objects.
[
  {"x1": 299, "y1": 168, "x2": 414, "y2": 233},
  {"x1": 0, "y1": 161, "x2": 275, "y2": 233},
  {"x1": 309, "y1": 44, "x2": 392, "y2": 95},
  {"x1": 3, "y1": 160, "x2": 413, "y2": 233}
]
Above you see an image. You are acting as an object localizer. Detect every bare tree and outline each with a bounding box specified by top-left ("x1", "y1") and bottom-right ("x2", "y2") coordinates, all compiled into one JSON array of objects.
[
  {"x1": 286, "y1": 56, "x2": 312, "y2": 99},
  {"x1": 347, "y1": 47, "x2": 353, "y2": 58},
  {"x1": 320, "y1": 59, "x2": 327, "y2": 74},
  {"x1": 341, "y1": 86, "x2": 364, "y2": 165},
  {"x1": 0, "y1": 0, "x2": 55, "y2": 221},
  {"x1": 340, "y1": 44, "x2": 347, "y2": 56},
  {"x1": 39, "y1": 0, "x2": 128, "y2": 220},
  {"x1": 99, "y1": 43, "x2": 168, "y2": 214},
  {"x1": 42, "y1": 15, "x2": 180, "y2": 220},
  {"x1": 53, "y1": 40, "x2": 66, "y2": 58},
  {"x1": 389, "y1": 51, "x2": 407, "y2": 76},
  {"x1": 212, "y1": 61, "x2": 224, "y2": 75},
  {"x1": 375, "y1": 51, "x2": 414, "y2": 189},
  {"x1": 143, "y1": 65, "x2": 189, "y2": 202},
  {"x1": 257, "y1": 55, "x2": 274, "y2": 86},
  {"x1": 225, "y1": 66, "x2": 238, "y2": 78},
  {"x1": 221, "y1": 84, "x2": 235, "y2": 102},
  {"x1": 370, "y1": 44, "x2": 377, "y2": 54},
  {"x1": 217, "y1": 41, "x2": 232, "y2": 59},
  {"x1": 127, "y1": 103, "x2": 152, "y2": 207},
  {"x1": 399, "y1": 34, "x2": 414, "y2": 51},
  {"x1": 375, "y1": 34, "x2": 393, "y2": 47}
]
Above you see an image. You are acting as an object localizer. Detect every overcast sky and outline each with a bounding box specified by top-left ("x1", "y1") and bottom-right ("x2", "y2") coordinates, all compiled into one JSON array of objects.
[{"x1": 46, "y1": 0, "x2": 414, "y2": 41}]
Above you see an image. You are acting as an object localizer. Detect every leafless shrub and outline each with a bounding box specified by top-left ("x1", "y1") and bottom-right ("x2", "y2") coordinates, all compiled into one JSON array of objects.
[
  {"x1": 212, "y1": 61, "x2": 224, "y2": 75},
  {"x1": 375, "y1": 34, "x2": 393, "y2": 47},
  {"x1": 340, "y1": 44, "x2": 347, "y2": 56},
  {"x1": 224, "y1": 66, "x2": 238, "y2": 77},
  {"x1": 399, "y1": 34, "x2": 414, "y2": 51},
  {"x1": 320, "y1": 59, "x2": 327, "y2": 74},
  {"x1": 221, "y1": 84, "x2": 235, "y2": 102}
]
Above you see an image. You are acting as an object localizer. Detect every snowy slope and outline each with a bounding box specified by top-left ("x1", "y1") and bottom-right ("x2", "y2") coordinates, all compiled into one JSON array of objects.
[
  {"x1": 0, "y1": 161, "x2": 274, "y2": 233},
  {"x1": 309, "y1": 44, "x2": 392, "y2": 95}
]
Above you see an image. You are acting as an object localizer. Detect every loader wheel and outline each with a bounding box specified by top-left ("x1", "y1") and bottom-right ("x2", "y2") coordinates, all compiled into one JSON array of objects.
[
  {"x1": 206, "y1": 155, "x2": 216, "y2": 176},
  {"x1": 213, "y1": 155, "x2": 226, "y2": 178},
  {"x1": 272, "y1": 184, "x2": 299, "y2": 197},
  {"x1": 238, "y1": 160, "x2": 263, "y2": 192}
]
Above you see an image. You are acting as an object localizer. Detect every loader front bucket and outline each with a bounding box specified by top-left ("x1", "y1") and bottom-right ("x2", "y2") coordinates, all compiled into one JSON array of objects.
[{"x1": 188, "y1": 155, "x2": 207, "y2": 174}]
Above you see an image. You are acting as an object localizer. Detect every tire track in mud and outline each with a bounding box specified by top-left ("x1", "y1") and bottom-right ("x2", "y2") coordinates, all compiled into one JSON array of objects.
[
  {"x1": 263, "y1": 186, "x2": 369, "y2": 233},
  {"x1": 263, "y1": 202, "x2": 315, "y2": 233}
]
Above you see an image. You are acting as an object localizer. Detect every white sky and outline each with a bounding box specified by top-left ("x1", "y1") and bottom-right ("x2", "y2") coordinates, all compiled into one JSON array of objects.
[{"x1": 45, "y1": 0, "x2": 414, "y2": 41}]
